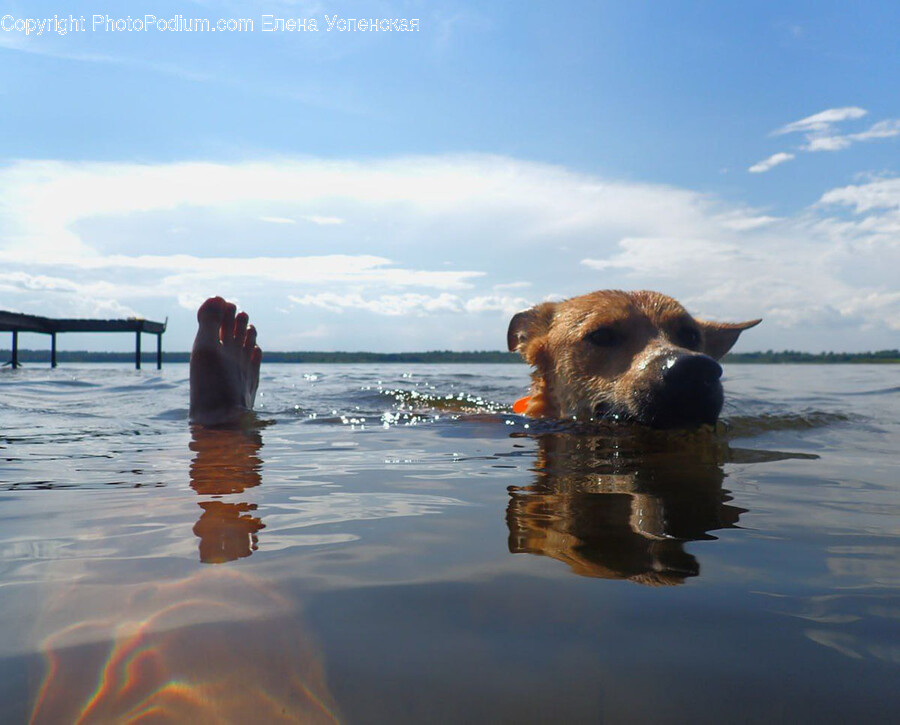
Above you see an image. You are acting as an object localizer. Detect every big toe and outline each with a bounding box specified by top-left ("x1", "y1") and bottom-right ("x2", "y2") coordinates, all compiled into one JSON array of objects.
[{"x1": 197, "y1": 297, "x2": 227, "y2": 337}]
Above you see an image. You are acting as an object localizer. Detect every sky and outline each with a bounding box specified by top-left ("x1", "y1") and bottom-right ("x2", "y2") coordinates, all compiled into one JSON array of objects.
[{"x1": 1, "y1": 0, "x2": 898, "y2": 353}]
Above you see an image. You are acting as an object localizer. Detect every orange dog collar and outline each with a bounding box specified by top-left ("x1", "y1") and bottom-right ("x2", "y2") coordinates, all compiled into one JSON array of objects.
[{"x1": 512, "y1": 395, "x2": 531, "y2": 414}]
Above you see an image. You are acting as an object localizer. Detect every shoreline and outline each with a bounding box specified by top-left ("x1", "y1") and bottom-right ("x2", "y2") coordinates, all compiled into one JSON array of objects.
[{"x1": 3, "y1": 350, "x2": 899, "y2": 364}]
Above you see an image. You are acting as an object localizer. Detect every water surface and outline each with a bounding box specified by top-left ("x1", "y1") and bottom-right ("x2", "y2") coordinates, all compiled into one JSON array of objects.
[{"x1": 1, "y1": 363, "x2": 898, "y2": 722}]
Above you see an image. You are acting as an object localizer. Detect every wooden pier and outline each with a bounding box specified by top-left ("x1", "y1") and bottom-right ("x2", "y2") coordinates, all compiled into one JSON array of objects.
[{"x1": 0, "y1": 310, "x2": 167, "y2": 370}]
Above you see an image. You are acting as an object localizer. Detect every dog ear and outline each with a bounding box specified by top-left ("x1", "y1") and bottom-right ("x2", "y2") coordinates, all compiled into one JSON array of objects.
[
  {"x1": 698, "y1": 318, "x2": 762, "y2": 360},
  {"x1": 507, "y1": 302, "x2": 557, "y2": 353}
]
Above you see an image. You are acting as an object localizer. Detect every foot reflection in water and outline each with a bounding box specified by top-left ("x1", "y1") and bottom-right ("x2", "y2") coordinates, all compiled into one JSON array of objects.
[
  {"x1": 507, "y1": 429, "x2": 747, "y2": 586},
  {"x1": 189, "y1": 425, "x2": 265, "y2": 564},
  {"x1": 30, "y1": 425, "x2": 341, "y2": 723}
]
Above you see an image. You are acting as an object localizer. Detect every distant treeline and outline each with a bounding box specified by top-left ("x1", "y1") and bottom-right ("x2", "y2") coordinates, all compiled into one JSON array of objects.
[
  {"x1": 2, "y1": 349, "x2": 899, "y2": 364},
  {"x1": 723, "y1": 349, "x2": 900, "y2": 364}
]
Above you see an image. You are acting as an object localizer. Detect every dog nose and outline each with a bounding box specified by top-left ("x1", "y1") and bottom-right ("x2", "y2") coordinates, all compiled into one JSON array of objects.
[
  {"x1": 640, "y1": 353, "x2": 724, "y2": 429},
  {"x1": 662, "y1": 354, "x2": 722, "y2": 387}
]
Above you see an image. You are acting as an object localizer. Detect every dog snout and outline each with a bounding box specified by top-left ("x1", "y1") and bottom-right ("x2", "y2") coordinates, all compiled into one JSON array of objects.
[
  {"x1": 640, "y1": 353, "x2": 724, "y2": 429},
  {"x1": 662, "y1": 354, "x2": 722, "y2": 388}
]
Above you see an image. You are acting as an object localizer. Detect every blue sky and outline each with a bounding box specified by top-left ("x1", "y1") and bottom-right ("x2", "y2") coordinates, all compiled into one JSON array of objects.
[{"x1": 1, "y1": 0, "x2": 898, "y2": 352}]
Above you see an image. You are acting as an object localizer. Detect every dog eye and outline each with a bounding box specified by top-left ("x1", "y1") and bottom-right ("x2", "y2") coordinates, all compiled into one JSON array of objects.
[
  {"x1": 585, "y1": 327, "x2": 621, "y2": 346},
  {"x1": 675, "y1": 326, "x2": 701, "y2": 349}
]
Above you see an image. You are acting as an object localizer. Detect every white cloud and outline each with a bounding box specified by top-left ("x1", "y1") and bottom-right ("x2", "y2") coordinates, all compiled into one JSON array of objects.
[
  {"x1": 0, "y1": 251, "x2": 482, "y2": 292},
  {"x1": 583, "y1": 237, "x2": 743, "y2": 275},
  {"x1": 818, "y1": 177, "x2": 900, "y2": 212},
  {"x1": 301, "y1": 215, "x2": 344, "y2": 225},
  {"x1": 0, "y1": 156, "x2": 726, "y2": 262},
  {"x1": 774, "y1": 107, "x2": 868, "y2": 136},
  {"x1": 804, "y1": 135, "x2": 854, "y2": 152},
  {"x1": 0, "y1": 271, "x2": 140, "y2": 318},
  {"x1": 803, "y1": 119, "x2": 900, "y2": 153},
  {"x1": 463, "y1": 295, "x2": 531, "y2": 315},
  {"x1": 719, "y1": 215, "x2": 780, "y2": 231},
  {"x1": 492, "y1": 281, "x2": 532, "y2": 290},
  {"x1": 748, "y1": 152, "x2": 796, "y2": 173},
  {"x1": 0, "y1": 154, "x2": 897, "y2": 350},
  {"x1": 288, "y1": 292, "x2": 530, "y2": 317},
  {"x1": 851, "y1": 119, "x2": 900, "y2": 141},
  {"x1": 580, "y1": 176, "x2": 900, "y2": 335},
  {"x1": 260, "y1": 214, "x2": 345, "y2": 226},
  {"x1": 289, "y1": 292, "x2": 461, "y2": 316},
  {"x1": 756, "y1": 108, "x2": 900, "y2": 165}
]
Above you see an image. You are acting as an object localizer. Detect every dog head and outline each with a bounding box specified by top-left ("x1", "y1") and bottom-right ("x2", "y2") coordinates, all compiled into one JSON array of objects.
[{"x1": 507, "y1": 290, "x2": 760, "y2": 428}]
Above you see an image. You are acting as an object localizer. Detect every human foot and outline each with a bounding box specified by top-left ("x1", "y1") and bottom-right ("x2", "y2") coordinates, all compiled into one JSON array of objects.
[{"x1": 189, "y1": 297, "x2": 262, "y2": 426}]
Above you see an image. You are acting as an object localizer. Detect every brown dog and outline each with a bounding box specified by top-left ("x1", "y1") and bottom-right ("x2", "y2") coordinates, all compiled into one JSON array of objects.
[{"x1": 507, "y1": 290, "x2": 760, "y2": 428}]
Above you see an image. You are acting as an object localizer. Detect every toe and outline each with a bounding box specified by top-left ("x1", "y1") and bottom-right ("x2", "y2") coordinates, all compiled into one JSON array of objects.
[
  {"x1": 243, "y1": 325, "x2": 257, "y2": 355},
  {"x1": 233, "y1": 312, "x2": 249, "y2": 346},
  {"x1": 198, "y1": 296, "x2": 227, "y2": 322},
  {"x1": 220, "y1": 302, "x2": 237, "y2": 345},
  {"x1": 242, "y1": 326, "x2": 258, "y2": 377},
  {"x1": 248, "y1": 346, "x2": 262, "y2": 407},
  {"x1": 196, "y1": 297, "x2": 226, "y2": 341}
]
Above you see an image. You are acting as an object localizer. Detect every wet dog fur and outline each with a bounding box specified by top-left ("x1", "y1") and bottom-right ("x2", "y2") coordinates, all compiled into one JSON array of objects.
[{"x1": 507, "y1": 290, "x2": 760, "y2": 428}]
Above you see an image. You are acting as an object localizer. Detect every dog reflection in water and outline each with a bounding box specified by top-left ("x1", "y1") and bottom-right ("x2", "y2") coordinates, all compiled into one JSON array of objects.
[
  {"x1": 190, "y1": 425, "x2": 266, "y2": 564},
  {"x1": 507, "y1": 430, "x2": 745, "y2": 585}
]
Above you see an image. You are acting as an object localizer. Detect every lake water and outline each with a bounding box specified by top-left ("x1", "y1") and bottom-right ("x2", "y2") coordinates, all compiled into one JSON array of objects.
[{"x1": 1, "y1": 362, "x2": 898, "y2": 723}]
